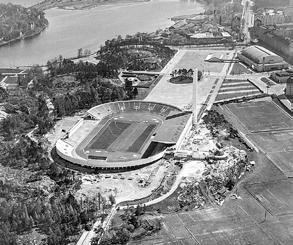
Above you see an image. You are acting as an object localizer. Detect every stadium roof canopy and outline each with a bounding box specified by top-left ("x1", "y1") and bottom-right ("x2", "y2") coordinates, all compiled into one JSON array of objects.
[{"x1": 240, "y1": 45, "x2": 284, "y2": 64}]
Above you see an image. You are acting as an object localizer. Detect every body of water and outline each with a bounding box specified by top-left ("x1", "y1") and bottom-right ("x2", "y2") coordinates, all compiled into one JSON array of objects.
[
  {"x1": 0, "y1": 0, "x2": 42, "y2": 7},
  {"x1": 0, "y1": 0, "x2": 203, "y2": 66}
]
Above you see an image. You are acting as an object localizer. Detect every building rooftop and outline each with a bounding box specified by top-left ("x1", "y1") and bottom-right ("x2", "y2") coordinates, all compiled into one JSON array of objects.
[
  {"x1": 190, "y1": 32, "x2": 231, "y2": 39},
  {"x1": 240, "y1": 45, "x2": 284, "y2": 64}
]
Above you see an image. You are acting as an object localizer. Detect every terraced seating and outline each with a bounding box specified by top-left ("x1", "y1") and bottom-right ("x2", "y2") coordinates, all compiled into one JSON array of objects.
[
  {"x1": 139, "y1": 102, "x2": 151, "y2": 112},
  {"x1": 133, "y1": 101, "x2": 142, "y2": 111},
  {"x1": 159, "y1": 106, "x2": 172, "y2": 117},
  {"x1": 108, "y1": 103, "x2": 120, "y2": 114},
  {"x1": 103, "y1": 104, "x2": 113, "y2": 115},
  {"x1": 87, "y1": 101, "x2": 182, "y2": 121},
  {"x1": 125, "y1": 101, "x2": 136, "y2": 111},
  {"x1": 65, "y1": 120, "x2": 98, "y2": 146},
  {"x1": 87, "y1": 107, "x2": 104, "y2": 119},
  {"x1": 152, "y1": 104, "x2": 164, "y2": 114},
  {"x1": 117, "y1": 102, "x2": 126, "y2": 112}
]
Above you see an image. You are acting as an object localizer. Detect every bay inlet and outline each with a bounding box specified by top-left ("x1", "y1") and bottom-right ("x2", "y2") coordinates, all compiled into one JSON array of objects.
[{"x1": 0, "y1": 0, "x2": 203, "y2": 66}]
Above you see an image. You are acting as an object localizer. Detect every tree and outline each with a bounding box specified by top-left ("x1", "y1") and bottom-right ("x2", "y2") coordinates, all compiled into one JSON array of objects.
[
  {"x1": 109, "y1": 194, "x2": 116, "y2": 205},
  {"x1": 78, "y1": 48, "x2": 83, "y2": 58},
  {"x1": 0, "y1": 224, "x2": 17, "y2": 245},
  {"x1": 132, "y1": 87, "x2": 138, "y2": 98}
]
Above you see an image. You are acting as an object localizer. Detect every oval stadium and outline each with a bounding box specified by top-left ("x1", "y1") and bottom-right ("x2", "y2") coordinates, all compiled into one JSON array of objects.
[{"x1": 55, "y1": 100, "x2": 192, "y2": 170}]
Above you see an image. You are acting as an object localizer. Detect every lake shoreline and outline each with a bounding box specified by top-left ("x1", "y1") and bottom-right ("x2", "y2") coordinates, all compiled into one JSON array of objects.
[
  {"x1": 32, "y1": 0, "x2": 150, "y2": 11},
  {"x1": 0, "y1": 24, "x2": 48, "y2": 49},
  {"x1": 0, "y1": 0, "x2": 150, "y2": 50},
  {"x1": 0, "y1": 25, "x2": 48, "y2": 48},
  {"x1": 0, "y1": 0, "x2": 204, "y2": 67}
]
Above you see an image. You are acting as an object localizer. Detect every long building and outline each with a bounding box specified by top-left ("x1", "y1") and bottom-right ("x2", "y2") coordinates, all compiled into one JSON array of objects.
[{"x1": 237, "y1": 45, "x2": 288, "y2": 72}]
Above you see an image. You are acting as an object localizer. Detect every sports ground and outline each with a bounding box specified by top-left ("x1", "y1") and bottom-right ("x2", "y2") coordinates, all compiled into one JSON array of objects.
[
  {"x1": 77, "y1": 114, "x2": 161, "y2": 162},
  {"x1": 222, "y1": 99, "x2": 293, "y2": 177},
  {"x1": 56, "y1": 101, "x2": 192, "y2": 168},
  {"x1": 225, "y1": 100, "x2": 293, "y2": 133},
  {"x1": 86, "y1": 120, "x2": 158, "y2": 154}
]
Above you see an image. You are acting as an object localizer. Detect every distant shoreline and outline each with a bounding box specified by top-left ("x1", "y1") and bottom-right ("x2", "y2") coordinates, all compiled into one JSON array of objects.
[
  {"x1": 0, "y1": 0, "x2": 149, "y2": 49},
  {"x1": 31, "y1": 0, "x2": 150, "y2": 11},
  {"x1": 0, "y1": 0, "x2": 204, "y2": 67}
]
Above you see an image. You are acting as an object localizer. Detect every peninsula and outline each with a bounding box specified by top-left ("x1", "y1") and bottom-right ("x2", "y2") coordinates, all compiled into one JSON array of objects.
[
  {"x1": 0, "y1": 3, "x2": 48, "y2": 47},
  {"x1": 32, "y1": 0, "x2": 150, "y2": 11}
]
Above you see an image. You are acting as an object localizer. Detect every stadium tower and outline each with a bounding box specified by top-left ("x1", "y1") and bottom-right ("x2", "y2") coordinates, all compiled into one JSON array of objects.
[{"x1": 192, "y1": 68, "x2": 198, "y2": 125}]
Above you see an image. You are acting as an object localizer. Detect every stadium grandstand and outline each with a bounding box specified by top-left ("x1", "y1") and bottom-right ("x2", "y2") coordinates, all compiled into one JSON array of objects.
[
  {"x1": 55, "y1": 101, "x2": 192, "y2": 170},
  {"x1": 237, "y1": 45, "x2": 288, "y2": 72}
]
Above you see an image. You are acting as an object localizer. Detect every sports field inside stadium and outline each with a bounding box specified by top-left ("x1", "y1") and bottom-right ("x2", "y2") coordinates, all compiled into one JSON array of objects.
[
  {"x1": 74, "y1": 112, "x2": 164, "y2": 162},
  {"x1": 85, "y1": 119, "x2": 158, "y2": 154}
]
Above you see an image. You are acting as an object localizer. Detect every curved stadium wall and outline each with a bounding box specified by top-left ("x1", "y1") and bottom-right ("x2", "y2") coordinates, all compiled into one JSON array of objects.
[{"x1": 55, "y1": 100, "x2": 192, "y2": 170}]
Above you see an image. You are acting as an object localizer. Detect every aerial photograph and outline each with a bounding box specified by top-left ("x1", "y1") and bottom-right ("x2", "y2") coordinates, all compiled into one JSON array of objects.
[{"x1": 1, "y1": 0, "x2": 293, "y2": 244}]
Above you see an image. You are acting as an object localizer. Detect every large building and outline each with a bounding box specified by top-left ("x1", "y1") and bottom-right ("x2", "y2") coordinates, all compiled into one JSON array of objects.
[
  {"x1": 237, "y1": 45, "x2": 288, "y2": 72},
  {"x1": 55, "y1": 100, "x2": 192, "y2": 171}
]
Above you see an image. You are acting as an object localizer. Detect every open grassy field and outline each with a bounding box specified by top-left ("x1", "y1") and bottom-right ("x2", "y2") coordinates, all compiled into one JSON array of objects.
[
  {"x1": 247, "y1": 131, "x2": 293, "y2": 153},
  {"x1": 245, "y1": 179, "x2": 293, "y2": 216},
  {"x1": 223, "y1": 99, "x2": 293, "y2": 176},
  {"x1": 226, "y1": 101, "x2": 293, "y2": 132},
  {"x1": 247, "y1": 130, "x2": 293, "y2": 177}
]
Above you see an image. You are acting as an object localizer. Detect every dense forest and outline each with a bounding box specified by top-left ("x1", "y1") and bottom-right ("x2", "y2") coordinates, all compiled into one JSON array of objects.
[
  {"x1": 0, "y1": 134, "x2": 103, "y2": 245},
  {"x1": 0, "y1": 3, "x2": 48, "y2": 43}
]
